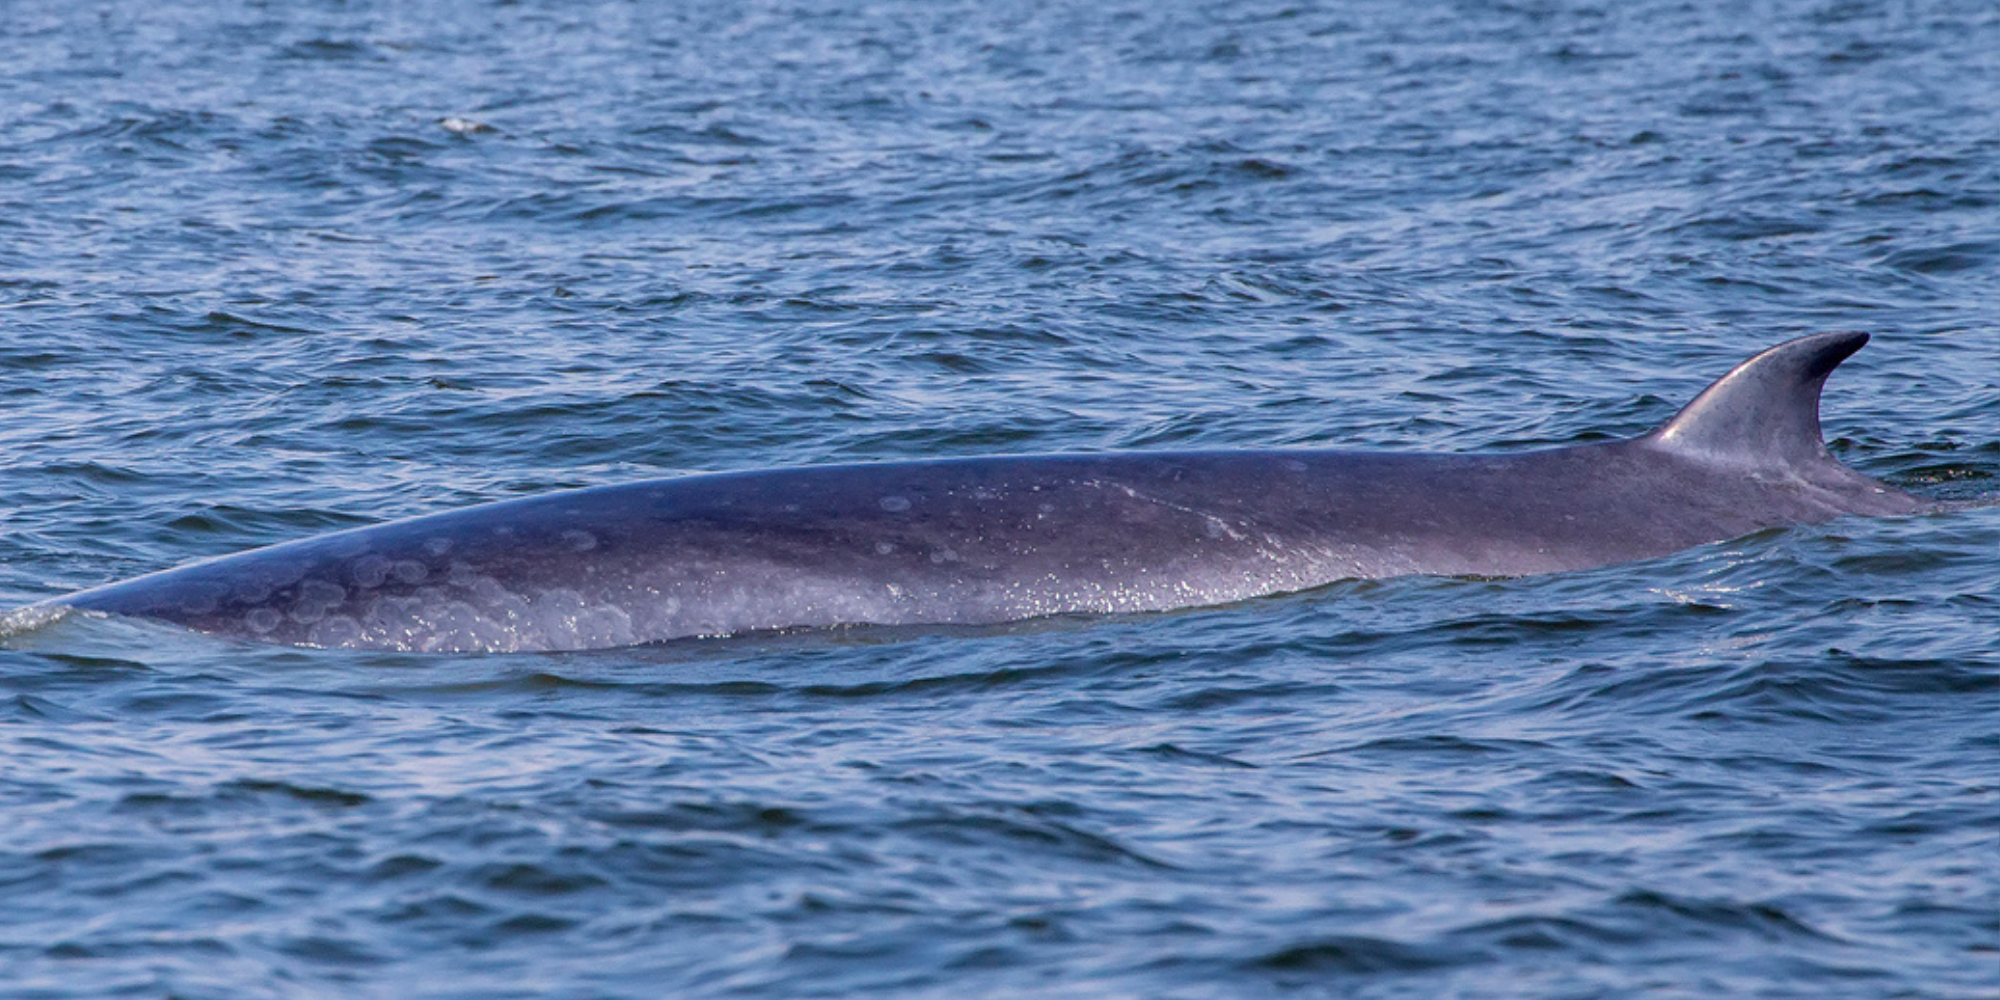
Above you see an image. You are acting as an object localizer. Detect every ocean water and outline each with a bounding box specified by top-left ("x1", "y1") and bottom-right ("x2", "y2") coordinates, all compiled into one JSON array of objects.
[{"x1": 2, "y1": 0, "x2": 1997, "y2": 996}]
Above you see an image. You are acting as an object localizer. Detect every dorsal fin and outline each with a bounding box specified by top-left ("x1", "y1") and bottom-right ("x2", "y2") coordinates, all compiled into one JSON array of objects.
[{"x1": 1641, "y1": 332, "x2": 1869, "y2": 472}]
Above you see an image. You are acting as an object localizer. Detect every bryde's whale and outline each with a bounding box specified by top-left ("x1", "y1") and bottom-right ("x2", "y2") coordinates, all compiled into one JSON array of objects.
[{"x1": 47, "y1": 333, "x2": 1931, "y2": 653}]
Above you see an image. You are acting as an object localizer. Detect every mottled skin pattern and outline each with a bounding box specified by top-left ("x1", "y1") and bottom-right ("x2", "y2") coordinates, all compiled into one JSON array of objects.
[{"x1": 50, "y1": 333, "x2": 1930, "y2": 652}]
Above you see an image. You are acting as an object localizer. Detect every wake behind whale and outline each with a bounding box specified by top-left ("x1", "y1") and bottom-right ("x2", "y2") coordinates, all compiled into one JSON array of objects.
[{"x1": 41, "y1": 333, "x2": 1933, "y2": 653}]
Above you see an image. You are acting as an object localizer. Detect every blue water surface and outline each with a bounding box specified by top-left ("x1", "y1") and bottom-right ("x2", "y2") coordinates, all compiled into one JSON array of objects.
[{"x1": 2, "y1": 1, "x2": 1997, "y2": 997}]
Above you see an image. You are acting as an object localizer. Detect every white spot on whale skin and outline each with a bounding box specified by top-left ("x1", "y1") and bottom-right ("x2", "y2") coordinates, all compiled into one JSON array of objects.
[
  {"x1": 351, "y1": 554, "x2": 392, "y2": 589},
  {"x1": 875, "y1": 541, "x2": 897, "y2": 555},
  {"x1": 520, "y1": 588, "x2": 635, "y2": 650},
  {"x1": 245, "y1": 608, "x2": 282, "y2": 634},
  {"x1": 560, "y1": 529, "x2": 598, "y2": 552},
  {"x1": 178, "y1": 582, "x2": 227, "y2": 616},
  {"x1": 417, "y1": 600, "x2": 512, "y2": 653},
  {"x1": 308, "y1": 615, "x2": 363, "y2": 647},
  {"x1": 930, "y1": 548, "x2": 960, "y2": 564},
  {"x1": 879, "y1": 496, "x2": 912, "y2": 512},
  {"x1": 289, "y1": 579, "x2": 349, "y2": 624},
  {"x1": 424, "y1": 537, "x2": 453, "y2": 557},
  {"x1": 391, "y1": 560, "x2": 429, "y2": 584}
]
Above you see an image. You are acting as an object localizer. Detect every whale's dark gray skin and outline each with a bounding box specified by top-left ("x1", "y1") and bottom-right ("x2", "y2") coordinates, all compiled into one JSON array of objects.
[{"x1": 48, "y1": 332, "x2": 1930, "y2": 653}]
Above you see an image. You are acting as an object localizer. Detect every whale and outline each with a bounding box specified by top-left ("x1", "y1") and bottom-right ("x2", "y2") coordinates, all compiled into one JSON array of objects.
[{"x1": 44, "y1": 332, "x2": 1932, "y2": 653}]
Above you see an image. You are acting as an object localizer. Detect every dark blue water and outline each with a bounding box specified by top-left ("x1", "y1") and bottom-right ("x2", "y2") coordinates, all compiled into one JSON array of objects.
[{"x1": 3, "y1": 0, "x2": 1997, "y2": 996}]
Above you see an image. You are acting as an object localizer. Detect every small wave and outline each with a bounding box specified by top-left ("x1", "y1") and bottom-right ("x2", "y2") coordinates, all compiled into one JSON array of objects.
[{"x1": 1250, "y1": 933, "x2": 1468, "y2": 974}]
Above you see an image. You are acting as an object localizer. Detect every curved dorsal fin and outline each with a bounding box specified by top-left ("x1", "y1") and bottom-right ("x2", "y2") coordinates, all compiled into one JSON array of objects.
[{"x1": 1641, "y1": 332, "x2": 1869, "y2": 472}]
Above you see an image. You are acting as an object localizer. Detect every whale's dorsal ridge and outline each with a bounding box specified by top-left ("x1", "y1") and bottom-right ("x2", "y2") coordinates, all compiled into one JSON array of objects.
[{"x1": 1641, "y1": 331, "x2": 1870, "y2": 473}]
